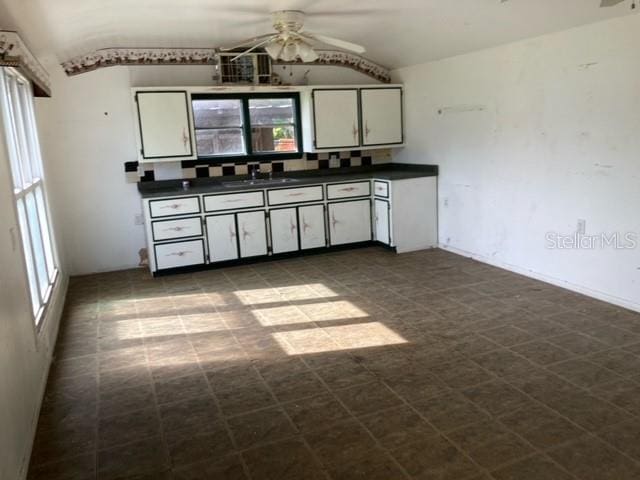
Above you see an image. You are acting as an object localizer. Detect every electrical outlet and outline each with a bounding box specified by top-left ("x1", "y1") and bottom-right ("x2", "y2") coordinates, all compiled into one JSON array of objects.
[
  {"x1": 577, "y1": 219, "x2": 586, "y2": 235},
  {"x1": 134, "y1": 214, "x2": 145, "y2": 226}
]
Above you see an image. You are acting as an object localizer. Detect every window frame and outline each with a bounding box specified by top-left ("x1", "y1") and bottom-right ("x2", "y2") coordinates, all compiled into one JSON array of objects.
[
  {"x1": 0, "y1": 67, "x2": 58, "y2": 328},
  {"x1": 191, "y1": 92, "x2": 304, "y2": 163}
]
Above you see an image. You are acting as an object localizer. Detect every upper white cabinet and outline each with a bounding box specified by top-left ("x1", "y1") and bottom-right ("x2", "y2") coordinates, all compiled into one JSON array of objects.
[
  {"x1": 312, "y1": 89, "x2": 360, "y2": 150},
  {"x1": 134, "y1": 91, "x2": 196, "y2": 162},
  {"x1": 361, "y1": 88, "x2": 403, "y2": 146},
  {"x1": 302, "y1": 85, "x2": 404, "y2": 152}
]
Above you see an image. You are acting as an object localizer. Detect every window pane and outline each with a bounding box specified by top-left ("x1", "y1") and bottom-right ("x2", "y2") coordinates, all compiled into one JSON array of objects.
[
  {"x1": 35, "y1": 186, "x2": 55, "y2": 280},
  {"x1": 249, "y1": 98, "x2": 295, "y2": 126},
  {"x1": 193, "y1": 99, "x2": 243, "y2": 128},
  {"x1": 1, "y1": 74, "x2": 25, "y2": 190},
  {"x1": 25, "y1": 191, "x2": 48, "y2": 297},
  {"x1": 251, "y1": 125, "x2": 297, "y2": 153},
  {"x1": 16, "y1": 199, "x2": 40, "y2": 315},
  {"x1": 195, "y1": 128, "x2": 245, "y2": 156},
  {"x1": 19, "y1": 82, "x2": 42, "y2": 180},
  {"x1": 8, "y1": 75, "x2": 34, "y2": 187}
]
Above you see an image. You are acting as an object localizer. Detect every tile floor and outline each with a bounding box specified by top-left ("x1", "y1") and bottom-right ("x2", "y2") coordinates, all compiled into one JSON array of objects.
[{"x1": 28, "y1": 247, "x2": 640, "y2": 480}]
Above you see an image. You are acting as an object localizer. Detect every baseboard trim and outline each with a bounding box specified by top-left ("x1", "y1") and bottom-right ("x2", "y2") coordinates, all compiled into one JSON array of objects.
[{"x1": 439, "y1": 244, "x2": 640, "y2": 314}]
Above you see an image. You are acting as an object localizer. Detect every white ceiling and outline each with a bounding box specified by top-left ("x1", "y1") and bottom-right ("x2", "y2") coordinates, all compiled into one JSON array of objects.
[{"x1": 0, "y1": 0, "x2": 637, "y2": 69}]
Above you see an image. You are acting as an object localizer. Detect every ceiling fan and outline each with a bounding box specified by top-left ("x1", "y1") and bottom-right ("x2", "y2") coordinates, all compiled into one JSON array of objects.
[
  {"x1": 220, "y1": 10, "x2": 366, "y2": 63},
  {"x1": 600, "y1": 0, "x2": 636, "y2": 8}
]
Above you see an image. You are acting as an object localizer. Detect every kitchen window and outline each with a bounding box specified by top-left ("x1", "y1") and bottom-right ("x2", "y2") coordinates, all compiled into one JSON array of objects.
[
  {"x1": 191, "y1": 93, "x2": 302, "y2": 162},
  {"x1": 0, "y1": 67, "x2": 58, "y2": 325}
]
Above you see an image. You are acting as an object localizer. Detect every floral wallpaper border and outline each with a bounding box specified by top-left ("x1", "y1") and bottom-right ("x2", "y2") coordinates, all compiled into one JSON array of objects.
[{"x1": 60, "y1": 47, "x2": 391, "y2": 83}]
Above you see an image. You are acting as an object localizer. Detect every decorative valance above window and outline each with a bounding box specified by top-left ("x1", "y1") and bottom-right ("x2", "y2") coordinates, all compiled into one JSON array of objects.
[{"x1": 0, "y1": 31, "x2": 51, "y2": 97}]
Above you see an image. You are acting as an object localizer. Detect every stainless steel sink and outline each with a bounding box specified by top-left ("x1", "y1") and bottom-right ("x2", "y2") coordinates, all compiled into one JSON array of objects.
[{"x1": 222, "y1": 178, "x2": 300, "y2": 187}]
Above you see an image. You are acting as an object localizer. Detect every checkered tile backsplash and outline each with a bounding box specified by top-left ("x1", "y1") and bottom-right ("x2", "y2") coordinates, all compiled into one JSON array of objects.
[{"x1": 124, "y1": 149, "x2": 392, "y2": 183}]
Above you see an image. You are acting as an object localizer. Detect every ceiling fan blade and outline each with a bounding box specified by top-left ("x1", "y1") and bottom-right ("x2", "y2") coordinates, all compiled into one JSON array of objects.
[
  {"x1": 220, "y1": 34, "x2": 276, "y2": 51},
  {"x1": 229, "y1": 37, "x2": 277, "y2": 62},
  {"x1": 301, "y1": 32, "x2": 365, "y2": 54},
  {"x1": 600, "y1": 0, "x2": 626, "y2": 6}
]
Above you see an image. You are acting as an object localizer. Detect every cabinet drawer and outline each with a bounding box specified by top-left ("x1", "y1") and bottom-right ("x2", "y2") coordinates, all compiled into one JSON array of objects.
[
  {"x1": 149, "y1": 196, "x2": 200, "y2": 218},
  {"x1": 154, "y1": 239, "x2": 205, "y2": 270},
  {"x1": 373, "y1": 181, "x2": 389, "y2": 198},
  {"x1": 152, "y1": 217, "x2": 202, "y2": 242},
  {"x1": 204, "y1": 191, "x2": 265, "y2": 212},
  {"x1": 268, "y1": 185, "x2": 324, "y2": 206},
  {"x1": 327, "y1": 181, "x2": 371, "y2": 200}
]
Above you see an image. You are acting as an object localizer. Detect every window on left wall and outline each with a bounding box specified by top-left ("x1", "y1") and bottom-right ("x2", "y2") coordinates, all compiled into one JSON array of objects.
[{"x1": 0, "y1": 67, "x2": 58, "y2": 325}]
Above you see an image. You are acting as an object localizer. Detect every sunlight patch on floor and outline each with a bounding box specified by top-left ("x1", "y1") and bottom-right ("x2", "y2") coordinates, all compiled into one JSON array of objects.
[{"x1": 272, "y1": 321, "x2": 407, "y2": 355}]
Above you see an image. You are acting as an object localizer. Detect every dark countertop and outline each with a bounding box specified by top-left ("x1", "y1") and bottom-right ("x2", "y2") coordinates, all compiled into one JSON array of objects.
[{"x1": 137, "y1": 163, "x2": 438, "y2": 199}]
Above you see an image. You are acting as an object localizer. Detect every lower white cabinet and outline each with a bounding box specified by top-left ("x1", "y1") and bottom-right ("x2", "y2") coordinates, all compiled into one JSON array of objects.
[
  {"x1": 237, "y1": 211, "x2": 268, "y2": 258},
  {"x1": 328, "y1": 200, "x2": 372, "y2": 246},
  {"x1": 154, "y1": 239, "x2": 205, "y2": 270},
  {"x1": 144, "y1": 175, "x2": 437, "y2": 273},
  {"x1": 374, "y1": 199, "x2": 391, "y2": 245},
  {"x1": 269, "y1": 208, "x2": 299, "y2": 254},
  {"x1": 299, "y1": 204, "x2": 326, "y2": 250},
  {"x1": 206, "y1": 214, "x2": 239, "y2": 262}
]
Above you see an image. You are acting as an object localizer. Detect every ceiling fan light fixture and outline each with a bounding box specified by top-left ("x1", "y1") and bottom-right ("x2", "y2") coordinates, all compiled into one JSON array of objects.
[
  {"x1": 265, "y1": 40, "x2": 284, "y2": 60},
  {"x1": 280, "y1": 41, "x2": 299, "y2": 62},
  {"x1": 297, "y1": 41, "x2": 319, "y2": 62}
]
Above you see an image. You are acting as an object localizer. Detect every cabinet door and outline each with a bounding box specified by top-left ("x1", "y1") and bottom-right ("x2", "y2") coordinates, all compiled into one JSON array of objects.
[
  {"x1": 270, "y1": 208, "x2": 299, "y2": 254},
  {"x1": 299, "y1": 204, "x2": 326, "y2": 250},
  {"x1": 374, "y1": 199, "x2": 391, "y2": 245},
  {"x1": 313, "y1": 89, "x2": 360, "y2": 149},
  {"x1": 136, "y1": 91, "x2": 194, "y2": 160},
  {"x1": 361, "y1": 88, "x2": 403, "y2": 146},
  {"x1": 237, "y1": 211, "x2": 268, "y2": 258},
  {"x1": 328, "y1": 200, "x2": 372, "y2": 246},
  {"x1": 206, "y1": 214, "x2": 239, "y2": 263}
]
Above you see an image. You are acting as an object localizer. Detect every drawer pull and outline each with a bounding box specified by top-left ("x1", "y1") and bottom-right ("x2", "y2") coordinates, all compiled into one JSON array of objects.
[
  {"x1": 161, "y1": 203, "x2": 183, "y2": 210},
  {"x1": 287, "y1": 192, "x2": 305, "y2": 197},
  {"x1": 224, "y1": 198, "x2": 243, "y2": 203},
  {"x1": 339, "y1": 187, "x2": 358, "y2": 192},
  {"x1": 166, "y1": 250, "x2": 191, "y2": 257},
  {"x1": 164, "y1": 226, "x2": 187, "y2": 232}
]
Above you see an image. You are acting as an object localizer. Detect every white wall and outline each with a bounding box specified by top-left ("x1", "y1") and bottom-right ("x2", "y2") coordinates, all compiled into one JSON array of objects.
[
  {"x1": 0, "y1": 89, "x2": 67, "y2": 480},
  {"x1": 38, "y1": 63, "x2": 377, "y2": 276},
  {"x1": 393, "y1": 14, "x2": 640, "y2": 311}
]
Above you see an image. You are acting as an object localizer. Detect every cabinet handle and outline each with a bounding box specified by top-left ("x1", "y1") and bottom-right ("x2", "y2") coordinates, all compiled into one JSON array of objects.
[
  {"x1": 241, "y1": 223, "x2": 251, "y2": 240},
  {"x1": 182, "y1": 128, "x2": 189, "y2": 150},
  {"x1": 161, "y1": 203, "x2": 183, "y2": 210},
  {"x1": 331, "y1": 212, "x2": 339, "y2": 230},
  {"x1": 164, "y1": 226, "x2": 186, "y2": 232},
  {"x1": 290, "y1": 217, "x2": 297, "y2": 238},
  {"x1": 229, "y1": 224, "x2": 237, "y2": 242},
  {"x1": 224, "y1": 198, "x2": 243, "y2": 203},
  {"x1": 352, "y1": 123, "x2": 358, "y2": 141},
  {"x1": 287, "y1": 192, "x2": 304, "y2": 197},
  {"x1": 166, "y1": 250, "x2": 191, "y2": 257},
  {"x1": 365, "y1": 122, "x2": 370, "y2": 139},
  {"x1": 301, "y1": 215, "x2": 311, "y2": 235},
  {"x1": 339, "y1": 187, "x2": 357, "y2": 192}
]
